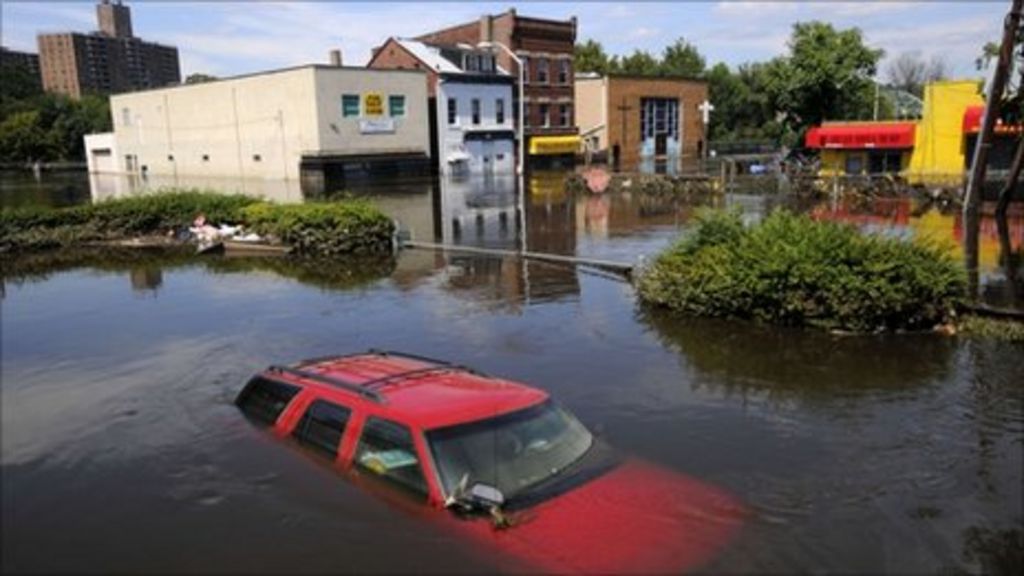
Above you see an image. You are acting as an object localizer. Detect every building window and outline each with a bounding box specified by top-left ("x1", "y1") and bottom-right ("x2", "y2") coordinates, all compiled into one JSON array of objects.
[
  {"x1": 559, "y1": 104, "x2": 570, "y2": 127},
  {"x1": 447, "y1": 98, "x2": 457, "y2": 125},
  {"x1": 539, "y1": 103, "x2": 550, "y2": 128},
  {"x1": 252, "y1": 154, "x2": 262, "y2": 162},
  {"x1": 342, "y1": 94, "x2": 359, "y2": 117},
  {"x1": 388, "y1": 95, "x2": 406, "y2": 117},
  {"x1": 496, "y1": 98, "x2": 505, "y2": 124},
  {"x1": 202, "y1": 154, "x2": 210, "y2": 162},
  {"x1": 522, "y1": 56, "x2": 530, "y2": 84},
  {"x1": 355, "y1": 417, "x2": 428, "y2": 500},
  {"x1": 121, "y1": 107, "x2": 131, "y2": 126},
  {"x1": 471, "y1": 98, "x2": 480, "y2": 125},
  {"x1": 537, "y1": 58, "x2": 549, "y2": 84},
  {"x1": 482, "y1": 55, "x2": 494, "y2": 72},
  {"x1": 558, "y1": 59, "x2": 570, "y2": 84}
]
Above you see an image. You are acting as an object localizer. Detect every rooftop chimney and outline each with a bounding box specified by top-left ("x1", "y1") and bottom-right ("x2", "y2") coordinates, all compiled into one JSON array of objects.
[
  {"x1": 97, "y1": 0, "x2": 133, "y2": 38},
  {"x1": 329, "y1": 49, "x2": 342, "y2": 67},
  {"x1": 479, "y1": 15, "x2": 493, "y2": 43}
]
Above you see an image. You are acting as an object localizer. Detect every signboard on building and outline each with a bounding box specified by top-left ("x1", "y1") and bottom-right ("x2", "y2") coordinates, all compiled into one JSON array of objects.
[
  {"x1": 363, "y1": 93, "x2": 384, "y2": 116},
  {"x1": 359, "y1": 118, "x2": 396, "y2": 134}
]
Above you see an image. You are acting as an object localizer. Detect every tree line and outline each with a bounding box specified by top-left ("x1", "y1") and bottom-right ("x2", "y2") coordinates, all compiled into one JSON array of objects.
[
  {"x1": 0, "y1": 62, "x2": 111, "y2": 164},
  {"x1": 575, "y1": 21, "x2": 965, "y2": 146}
]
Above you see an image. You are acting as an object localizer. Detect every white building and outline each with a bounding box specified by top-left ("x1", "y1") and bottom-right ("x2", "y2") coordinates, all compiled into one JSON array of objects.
[
  {"x1": 84, "y1": 64, "x2": 431, "y2": 194},
  {"x1": 369, "y1": 39, "x2": 515, "y2": 176}
]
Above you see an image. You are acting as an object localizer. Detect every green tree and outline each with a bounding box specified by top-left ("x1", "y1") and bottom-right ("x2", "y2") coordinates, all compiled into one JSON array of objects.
[
  {"x1": 574, "y1": 40, "x2": 612, "y2": 74},
  {"x1": 706, "y1": 62, "x2": 781, "y2": 142},
  {"x1": 659, "y1": 37, "x2": 705, "y2": 78},
  {"x1": 977, "y1": 41, "x2": 1000, "y2": 71},
  {"x1": 0, "y1": 111, "x2": 54, "y2": 162},
  {"x1": 185, "y1": 73, "x2": 218, "y2": 84},
  {"x1": 618, "y1": 50, "x2": 660, "y2": 75},
  {"x1": 764, "y1": 21, "x2": 884, "y2": 140}
]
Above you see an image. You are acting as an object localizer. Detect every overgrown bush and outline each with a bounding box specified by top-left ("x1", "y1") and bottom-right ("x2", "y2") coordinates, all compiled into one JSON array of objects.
[
  {"x1": 1, "y1": 191, "x2": 394, "y2": 256},
  {"x1": 240, "y1": 200, "x2": 393, "y2": 255},
  {"x1": 637, "y1": 209, "x2": 967, "y2": 332}
]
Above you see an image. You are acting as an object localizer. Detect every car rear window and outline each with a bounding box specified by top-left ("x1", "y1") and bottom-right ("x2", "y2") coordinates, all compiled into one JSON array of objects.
[
  {"x1": 236, "y1": 376, "x2": 300, "y2": 426},
  {"x1": 355, "y1": 417, "x2": 428, "y2": 499},
  {"x1": 293, "y1": 400, "x2": 351, "y2": 458}
]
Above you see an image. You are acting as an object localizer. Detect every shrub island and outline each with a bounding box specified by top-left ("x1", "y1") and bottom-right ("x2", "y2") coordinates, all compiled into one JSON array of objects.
[
  {"x1": 0, "y1": 191, "x2": 394, "y2": 256},
  {"x1": 637, "y1": 209, "x2": 967, "y2": 333}
]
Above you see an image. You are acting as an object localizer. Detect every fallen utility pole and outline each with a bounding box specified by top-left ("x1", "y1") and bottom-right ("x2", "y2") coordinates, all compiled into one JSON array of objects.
[
  {"x1": 401, "y1": 240, "x2": 636, "y2": 279},
  {"x1": 963, "y1": 0, "x2": 1022, "y2": 294}
]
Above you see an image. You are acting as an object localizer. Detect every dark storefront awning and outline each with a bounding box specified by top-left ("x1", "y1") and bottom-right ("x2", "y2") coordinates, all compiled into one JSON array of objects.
[{"x1": 805, "y1": 122, "x2": 916, "y2": 150}]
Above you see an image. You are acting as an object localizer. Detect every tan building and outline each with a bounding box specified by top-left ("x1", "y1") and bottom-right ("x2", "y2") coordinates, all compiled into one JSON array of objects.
[
  {"x1": 85, "y1": 65, "x2": 431, "y2": 194},
  {"x1": 575, "y1": 73, "x2": 708, "y2": 171},
  {"x1": 38, "y1": 0, "x2": 179, "y2": 99}
]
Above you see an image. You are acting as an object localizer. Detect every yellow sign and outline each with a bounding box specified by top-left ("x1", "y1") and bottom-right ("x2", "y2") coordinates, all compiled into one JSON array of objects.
[
  {"x1": 363, "y1": 93, "x2": 384, "y2": 117},
  {"x1": 529, "y1": 135, "x2": 580, "y2": 156}
]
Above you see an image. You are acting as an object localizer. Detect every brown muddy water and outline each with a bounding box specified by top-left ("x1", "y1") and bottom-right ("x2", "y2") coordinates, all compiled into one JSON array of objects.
[{"x1": 1, "y1": 170, "x2": 1022, "y2": 573}]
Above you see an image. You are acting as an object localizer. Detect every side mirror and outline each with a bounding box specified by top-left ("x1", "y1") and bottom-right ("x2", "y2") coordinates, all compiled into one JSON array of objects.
[{"x1": 469, "y1": 483, "x2": 505, "y2": 507}]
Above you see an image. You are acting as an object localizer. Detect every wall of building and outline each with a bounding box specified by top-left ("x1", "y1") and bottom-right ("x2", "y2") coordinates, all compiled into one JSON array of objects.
[
  {"x1": 605, "y1": 76, "x2": 707, "y2": 169},
  {"x1": 907, "y1": 80, "x2": 984, "y2": 186},
  {"x1": 312, "y1": 67, "x2": 430, "y2": 158},
  {"x1": 436, "y1": 78, "x2": 515, "y2": 174},
  {"x1": 103, "y1": 66, "x2": 429, "y2": 182},
  {"x1": 574, "y1": 76, "x2": 607, "y2": 150},
  {"x1": 109, "y1": 67, "x2": 320, "y2": 180}
]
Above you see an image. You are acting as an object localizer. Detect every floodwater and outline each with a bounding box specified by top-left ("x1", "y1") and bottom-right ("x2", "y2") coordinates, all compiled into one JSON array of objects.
[{"x1": 2, "y1": 170, "x2": 1023, "y2": 573}]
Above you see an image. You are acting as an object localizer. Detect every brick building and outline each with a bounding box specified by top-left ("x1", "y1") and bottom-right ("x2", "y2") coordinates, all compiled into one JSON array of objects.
[
  {"x1": 1, "y1": 47, "x2": 42, "y2": 88},
  {"x1": 37, "y1": 0, "x2": 180, "y2": 99},
  {"x1": 575, "y1": 74, "x2": 708, "y2": 171},
  {"x1": 413, "y1": 9, "x2": 579, "y2": 163}
]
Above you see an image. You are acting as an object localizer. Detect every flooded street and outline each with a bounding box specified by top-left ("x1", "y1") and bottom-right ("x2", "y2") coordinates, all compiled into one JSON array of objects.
[{"x1": 2, "y1": 171, "x2": 1023, "y2": 573}]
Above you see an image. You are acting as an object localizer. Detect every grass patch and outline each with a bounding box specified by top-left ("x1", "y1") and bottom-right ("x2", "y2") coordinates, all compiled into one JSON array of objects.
[
  {"x1": 637, "y1": 209, "x2": 967, "y2": 332},
  {"x1": 958, "y1": 316, "x2": 1024, "y2": 342},
  {"x1": 1, "y1": 190, "x2": 394, "y2": 256}
]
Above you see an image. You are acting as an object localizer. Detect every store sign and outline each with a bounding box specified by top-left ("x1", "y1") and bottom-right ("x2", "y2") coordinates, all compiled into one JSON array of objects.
[
  {"x1": 359, "y1": 118, "x2": 396, "y2": 134},
  {"x1": 363, "y1": 93, "x2": 384, "y2": 116}
]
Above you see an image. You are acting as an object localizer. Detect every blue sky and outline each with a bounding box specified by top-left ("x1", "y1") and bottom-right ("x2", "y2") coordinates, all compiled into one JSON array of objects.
[{"x1": 1, "y1": 1, "x2": 1005, "y2": 80}]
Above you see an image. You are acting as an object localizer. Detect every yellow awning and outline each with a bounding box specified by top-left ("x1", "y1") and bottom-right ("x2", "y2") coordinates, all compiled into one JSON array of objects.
[{"x1": 529, "y1": 135, "x2": 580, "y2": 156}]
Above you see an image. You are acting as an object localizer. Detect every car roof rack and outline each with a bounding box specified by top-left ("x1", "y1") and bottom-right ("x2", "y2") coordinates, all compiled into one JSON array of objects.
[
  {"x1": 273, "y1": 349, "x2": 490, "y2": 402},
  {"x1": 267, "y1": 365, "x2": 386, "y2": 404}
]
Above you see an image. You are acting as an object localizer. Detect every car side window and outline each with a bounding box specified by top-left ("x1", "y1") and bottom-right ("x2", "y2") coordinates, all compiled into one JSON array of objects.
[
  {"x1": 293, "y1": 400, "x2": 351, "y2": 459},
  {"x1": 236, "y1": 377, "x2": 300, "y2": 426},
  {"x1": 355, "y1": 417, "x2": 428, "y2": 499}
]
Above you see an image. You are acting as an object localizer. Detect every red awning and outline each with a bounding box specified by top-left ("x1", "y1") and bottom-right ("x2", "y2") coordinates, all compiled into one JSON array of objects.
[
  {"x1": 962, "y1": 105, "x2": 1023, "y2": 134},
  {"x1": 805, "y1": 122, "x2": 916, "y2": 150}
]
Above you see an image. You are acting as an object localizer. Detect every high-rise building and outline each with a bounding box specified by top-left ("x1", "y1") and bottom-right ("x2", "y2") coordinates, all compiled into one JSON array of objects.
[{"x1": 37, "y1": 0, "x2": 180, "y2": 99}]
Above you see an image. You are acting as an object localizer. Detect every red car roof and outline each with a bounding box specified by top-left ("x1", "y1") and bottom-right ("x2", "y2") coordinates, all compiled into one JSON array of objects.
[{"x1": 263, "y1": 352, "x2": 549, "y2": 430}]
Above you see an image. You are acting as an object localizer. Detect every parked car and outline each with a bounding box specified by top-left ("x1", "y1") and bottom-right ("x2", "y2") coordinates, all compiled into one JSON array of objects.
[{"x1": 236, "y1": 350, "x2": 746, "y2": 573}]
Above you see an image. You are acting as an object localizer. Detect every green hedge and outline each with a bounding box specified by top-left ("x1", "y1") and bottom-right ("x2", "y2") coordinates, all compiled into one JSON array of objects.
[
  {"x1": 637, "y1": 209, "x2": 967, "y2": 332},
  {"x1": 1, "y1": 191, "x2": 394, "y2": 256}
]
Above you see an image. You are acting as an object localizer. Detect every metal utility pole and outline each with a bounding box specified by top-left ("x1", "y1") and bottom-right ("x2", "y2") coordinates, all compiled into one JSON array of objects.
[{"x1": 963, "y1": 0, "x2": 1022, "y2": 293}]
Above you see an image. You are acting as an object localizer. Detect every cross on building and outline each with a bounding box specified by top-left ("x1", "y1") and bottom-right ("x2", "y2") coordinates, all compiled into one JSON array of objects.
[{"x1": 699, "y1": 100, "x2": 715, "y2": 125}]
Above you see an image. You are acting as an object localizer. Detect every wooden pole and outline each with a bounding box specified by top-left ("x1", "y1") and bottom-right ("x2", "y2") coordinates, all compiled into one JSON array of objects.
[{"x1": 963, "y1": 0, "x2": 1022, "y2": 296}]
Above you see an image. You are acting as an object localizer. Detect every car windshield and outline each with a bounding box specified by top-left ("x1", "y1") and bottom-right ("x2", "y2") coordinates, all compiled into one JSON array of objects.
[{"x1": 426, "y1": 400, "x2": 593, "y2": 502}]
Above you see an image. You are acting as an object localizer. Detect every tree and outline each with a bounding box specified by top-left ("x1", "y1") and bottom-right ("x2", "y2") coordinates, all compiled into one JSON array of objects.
[
  {"x1": 886, "y1": 52, "x2": 948, "y2": 98},
  {"x1": 185, "y1": 73, "x2": 218, "y2": 84},
  {"x1": 977, "y1": 41, "x2": 1000, "y2": 71},
  {"x1": 574, "y1": 40, "x2": 612, "y2": 74},
  {"x1": 659, "y1": 37, "x2": 705, "y2": 78},
  {"x1": 706, "y1": 62, "x2": 781, "y2": 142},
  {"x1": 764, "y1": 21, "x2": 884, "y2": 140},
  {"x1": 618, "y1": 50, "x2": 660, "y2": 75}
]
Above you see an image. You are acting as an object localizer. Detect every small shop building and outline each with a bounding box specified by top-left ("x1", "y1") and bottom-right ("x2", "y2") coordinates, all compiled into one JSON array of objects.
[
  {"x1": 804, "y1": 80, "x2": 987, "y2": 187},
  {"x1": 84, "y1": 64, "x2": 431, "y2": 194},
  {"x1": 575, "y1": 73, "x2": 709, "y2": 172}
]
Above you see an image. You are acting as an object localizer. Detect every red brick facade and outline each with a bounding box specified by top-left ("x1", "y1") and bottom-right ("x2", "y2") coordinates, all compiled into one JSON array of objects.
[
  {"x1": 414, "y1": 10, "x2": 577, "y2": 141},
  {"x1": 367, "y1": 38, "x2": 439, "y2": 96}
]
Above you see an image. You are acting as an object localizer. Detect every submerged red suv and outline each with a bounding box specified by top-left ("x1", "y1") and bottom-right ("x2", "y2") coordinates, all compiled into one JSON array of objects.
[{"x1": 236, "y1": 350, "x2": 745, "y2": 573}]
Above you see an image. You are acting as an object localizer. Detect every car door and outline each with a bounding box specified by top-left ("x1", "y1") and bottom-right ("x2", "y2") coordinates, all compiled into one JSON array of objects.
[
  {"x1": 350, "y1": 416, "x2": 434, "y2": 504},
  {"x1": 290, "y1": 397, "x2": 354, "y2": 463}
]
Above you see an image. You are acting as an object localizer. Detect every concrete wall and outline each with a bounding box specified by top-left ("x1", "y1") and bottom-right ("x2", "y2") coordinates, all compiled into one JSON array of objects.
[
  {"x1": 84, "y1": 132, "x2": 117, "y2": 173},
  {"x1": 574, "y1": 76, "x2": 606, "y2": 150},
  {"x1": 312, "y1": 67, "x2": 429, "y2": 158},
  {"x1": 105, "y1": 66, "x2": 429, "y2": 182}
]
